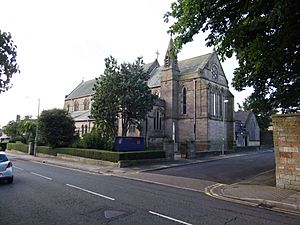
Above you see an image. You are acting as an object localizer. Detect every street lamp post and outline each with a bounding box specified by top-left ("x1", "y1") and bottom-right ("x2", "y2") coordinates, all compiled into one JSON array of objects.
[
  {"x1": 34, "y1": 98, "x2": 40, "y2": 156},
  {"x1": 222, "y1": 99, "x2": 229, "y2": 155}
]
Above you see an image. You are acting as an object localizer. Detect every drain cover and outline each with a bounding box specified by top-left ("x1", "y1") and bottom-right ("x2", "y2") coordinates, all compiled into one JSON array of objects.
[{"x1": 104, "y1": 210, "x2": 126, "y2": 219}]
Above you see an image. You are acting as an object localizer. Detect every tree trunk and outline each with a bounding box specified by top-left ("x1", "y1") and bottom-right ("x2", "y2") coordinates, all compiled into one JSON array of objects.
[{"x1": 121, "y1": 117, "x2": 127, "y2": 136}]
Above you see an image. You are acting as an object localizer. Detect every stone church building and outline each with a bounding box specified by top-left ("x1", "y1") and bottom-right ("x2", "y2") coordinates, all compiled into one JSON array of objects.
[{"x1": 64, "y1": 39, "x2": 234, "y2": 152}]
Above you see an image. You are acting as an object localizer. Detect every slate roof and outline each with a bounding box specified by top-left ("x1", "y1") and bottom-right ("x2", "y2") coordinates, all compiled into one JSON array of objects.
[
  {"x1": 178, "y1": 53, "x2": 212, "y2": 74},
  {"x1": 65, "y1": 52, "x2": 213, "y2": 99},
  {"x1": 234, "y1": 111, "x2": 251, "y2": 123},
  {"x1": 143, "y1": 60, "x2": 159, "y2": 73},
  {"x1": 65, "y1": 79, "x2": 96, "y2": 100},
  {"x1": 147, "y1": 53, "x2": 212, "y2": 87}
]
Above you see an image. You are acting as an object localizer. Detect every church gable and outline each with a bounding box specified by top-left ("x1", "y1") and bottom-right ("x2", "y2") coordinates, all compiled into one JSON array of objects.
[
  {"x1": 143, "y1": 59, "x2": 160, "y2": 75},
  {"x1": 146, "y1": 52, "x2": 214, "y2": 88},
  {"x1": 200, "y1": 52, "x2": 228, "y2": 87}
]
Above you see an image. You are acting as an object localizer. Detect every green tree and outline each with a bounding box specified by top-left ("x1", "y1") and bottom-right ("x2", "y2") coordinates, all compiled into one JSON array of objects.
[
  {"x1": 165, "y1": 0, "x2": 300, "y2": 113},
  {"x1": 3, "y1": 120, "x2": 20, "y2": 140},
  {"x1": 19, "y1": 119, "x2": 37, "y2": 142},
  {"x1": 0, "y1": 31, "x2": 19, "y2": 93},
  {"x1": 92, "y1": 56, "x2": 157, "y2": 137},
  {"x1": 3, "y1": 118, "x2": 37, "y2": 143},
  {"x1": 38, "y1": 108, "x2": 76, "y2": 148}
]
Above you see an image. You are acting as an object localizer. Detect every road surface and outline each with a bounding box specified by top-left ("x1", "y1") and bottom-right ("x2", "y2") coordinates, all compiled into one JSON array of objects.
[{"x1": 0, "y1": 152, "x2": 298, "y2": 225}]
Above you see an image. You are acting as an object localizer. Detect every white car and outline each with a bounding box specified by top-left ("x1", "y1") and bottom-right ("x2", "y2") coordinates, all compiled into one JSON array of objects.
[{"x1": 0, "y1": 152, "x2": 13, "y2": 184}]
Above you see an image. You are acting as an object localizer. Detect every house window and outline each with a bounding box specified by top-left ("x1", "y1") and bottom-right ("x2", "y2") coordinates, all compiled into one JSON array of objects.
[
  {"x1": 67, "y1": 104, "x2": 70, "y2": 112},
  {"x1": 83, "y1": 99, "x2": 90, "y2": 110},
  {"x1": 182, "y1": 87, "x2": 187, "y2": 115},
  {"x1": 74, "y1": 101, "x2": 79, "y2": 111},
  {"x1": 85, "y1": 124, "x2": 88, "y2": 134}
]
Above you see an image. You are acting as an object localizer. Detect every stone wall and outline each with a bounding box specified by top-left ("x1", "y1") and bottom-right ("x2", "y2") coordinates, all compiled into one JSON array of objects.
[{"x1": 272, "y1": 113, "x2": 300, "y2": 191}]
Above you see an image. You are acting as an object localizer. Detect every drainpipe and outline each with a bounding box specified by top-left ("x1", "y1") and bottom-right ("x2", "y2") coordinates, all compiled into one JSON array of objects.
[{"x1": 194, "y1": 79, "x2": 197, "y2": 142}]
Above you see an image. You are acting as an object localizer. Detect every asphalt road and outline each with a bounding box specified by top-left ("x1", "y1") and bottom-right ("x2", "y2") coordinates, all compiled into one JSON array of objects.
[
  {"x1": 151, "y1": 151, "x2": 275, "y2": 184},
  {"x1": 0, "y1": 154, "x2": 298, "y2": 225}
]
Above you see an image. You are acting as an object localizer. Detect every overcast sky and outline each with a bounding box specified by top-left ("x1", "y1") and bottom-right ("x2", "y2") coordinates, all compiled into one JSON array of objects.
[{"x1": 0, "y1": 0, "x2": 249, "y2": 127}]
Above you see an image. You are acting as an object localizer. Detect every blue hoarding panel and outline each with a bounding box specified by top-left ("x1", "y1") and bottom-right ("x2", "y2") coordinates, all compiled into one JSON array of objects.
[{"x1": 114, "y1": 136, "x2": 145, "y2": 152}]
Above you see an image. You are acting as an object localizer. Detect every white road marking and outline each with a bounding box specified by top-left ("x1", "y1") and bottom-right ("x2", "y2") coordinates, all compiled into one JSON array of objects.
[
  {"x1": 14, "y1": 166, "x2": 24, "y2": 171},
  {"x1": 30, "y1": 172, "x2": 53, "y2": 180},
  {"x1": 66, "y1": 184, "x2": 115, "y2": 201},
  {"x1": 149, "y1": 211, "x2": 193, "y2": 225}
]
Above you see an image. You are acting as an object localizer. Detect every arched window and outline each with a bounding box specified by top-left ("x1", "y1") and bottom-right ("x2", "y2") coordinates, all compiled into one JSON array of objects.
[
  {"x1": 85, "y1": 124, "x2": 88, "y2": 134},
  {"x1": 74, "y1": 101, "x2": 79, "y2": 111},
  {"x1": 83, "y1": 99, "x2": 90, "y2": 110},
  {"x1": 215, "y1": 90, "x2": 220, "y2": 116},
  {"x1": 154, "y1": 110, "x2": 162, "y2": 130},
  {"x1": 210, "y1": 87, "x2": 214, "y2": 116},
  {"x1": 219, "y1": 92, "x2": 223, "y2": 117},
  {"x1": 211, "y1": 87, "x2": 220, "y2": 117},
  {"x1": 182, "y1": 87, "x2": 187, "y2": 115},
  {"x1": 129, "y1": 123, "x2": 136, "y2": 133},
  {"x1": 211, "y1": 90, "x2": 216, "y2": 116}
]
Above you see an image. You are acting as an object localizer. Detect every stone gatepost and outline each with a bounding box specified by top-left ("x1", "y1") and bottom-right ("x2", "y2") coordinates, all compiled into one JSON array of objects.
[
  {"x1": 187, "y1": 141, "x2": 196, "y2": 159},
  {"x1": 28, "y1": 142, "x2": 34, "y2": 155},
  {"x1": 163, "y1": 140, "x2": 175, "y2": 160},
  {"x1": 272, "y1": 113, "x2": 300, "y2": 191}
]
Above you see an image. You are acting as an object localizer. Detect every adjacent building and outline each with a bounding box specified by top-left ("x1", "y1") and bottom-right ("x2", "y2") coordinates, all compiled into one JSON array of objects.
[
  {"x1": 64, "y1": 39, "x2": 235, "y2": 152},
  {"x1": 64, "y1": 79, "x2": 95, "y2": 136},
  {"x1": 234, "y1": 111, "x2": 260, "y2": 147}
]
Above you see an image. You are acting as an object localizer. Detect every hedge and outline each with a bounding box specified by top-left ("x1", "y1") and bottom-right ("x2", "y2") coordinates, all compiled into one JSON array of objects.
[
  {"x1": 55, "y1": 148, "x2": 120, "y2": 162},
  {"x1": 7, "y1": 143, "x2": 28, "y2": 154},
  {"x1": 37, "y1": 146, "x2": 57, "y2": 156},
  {"x1": 55, "y1": 148, "x2": 165, "y2": 163},
  {"x1": 7, "y1": 143, "x2": 165, "y2": 162}
]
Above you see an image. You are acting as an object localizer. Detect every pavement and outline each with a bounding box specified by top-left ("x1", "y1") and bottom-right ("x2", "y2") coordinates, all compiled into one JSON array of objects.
[{"x1": 6, "y1": 148, "x2": 300, "y2": 216}]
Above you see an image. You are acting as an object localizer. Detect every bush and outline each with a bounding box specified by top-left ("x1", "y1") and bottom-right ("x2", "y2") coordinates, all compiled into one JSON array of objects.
[{"x1": 71, "y1": 129, "x2": 113, "y2": 150}]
